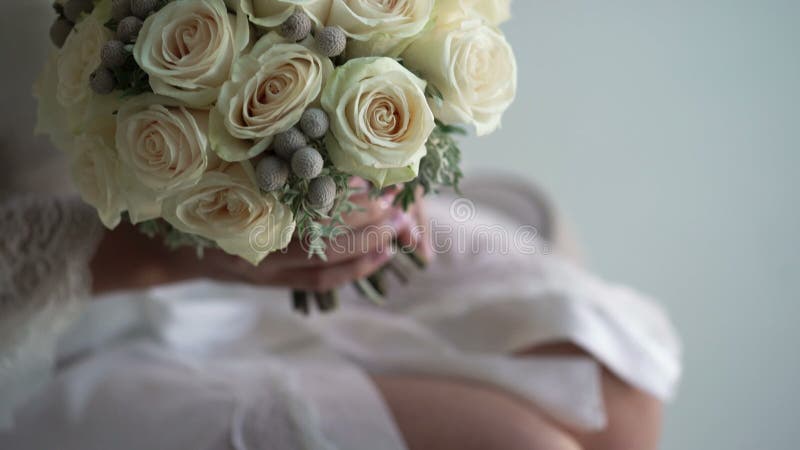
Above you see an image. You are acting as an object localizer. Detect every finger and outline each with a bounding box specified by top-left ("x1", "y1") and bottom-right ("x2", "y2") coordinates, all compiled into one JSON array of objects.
[
  {"x1": 314, "y1": 190, "x2": 394, "y2": 229},
  {"x1": 324, "y1": 219, "x2": 397, "y2": 265},
  {"x1": 415, "y1": 223, "x2": 434, "y2": 262},
  {"x1": 394, "y1": 209, "x2": 419, "y2": 251},
  {"x1": 273, "y1": 248, "x2": 395, "y2": 292},
  {"x1": 348, "y1": 176, "x2": 369, "y2": 191},
  {"x1": 340, "y1": 192, "x2": 396, "y2": 229},
  {"x1": 261, "y1": 213, "x2": 400, "y2": 269},
  {"x1": 392, "y1": 201, "x2": 433, "y2": 263},
  {"x1": 410, "y1": 197, "x2": 434, "y2": 262},
  {"x1": 348, "y1": 177, "x2": 400, "y2": 199}
]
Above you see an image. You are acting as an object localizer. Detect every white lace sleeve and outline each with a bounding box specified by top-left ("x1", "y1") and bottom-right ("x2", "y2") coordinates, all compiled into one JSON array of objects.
[{"x1": 0, "y1": 193, "x2": 104, "y2": 429}]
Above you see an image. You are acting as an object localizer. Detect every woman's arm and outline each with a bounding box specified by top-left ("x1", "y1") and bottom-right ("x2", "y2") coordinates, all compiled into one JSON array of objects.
[
  {"x1": 90, "y1": 188, "x2": 430, "y2": 294},
  {"x1": 89, "y1": 222, "x2": 185, "y2": 294}
]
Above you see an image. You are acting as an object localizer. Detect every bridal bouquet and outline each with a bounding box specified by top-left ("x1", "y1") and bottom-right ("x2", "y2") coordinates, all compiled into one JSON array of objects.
[{"x1": 35, "y1": 0, "x2": 517, "y2": 309}]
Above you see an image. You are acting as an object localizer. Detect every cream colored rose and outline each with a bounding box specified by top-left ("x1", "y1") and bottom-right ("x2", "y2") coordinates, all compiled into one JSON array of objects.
[
  {"x1": 134, "y1": 0, "x2": 250, "y2": 107},
  {"x1": 327, "y1": 0, "x2": 434, "y2": 57},
  {"x1": 41, "y1": 0, "x2": 114, "y2": 142},
  {"x1": 436, "y1": 0, "x2": 511, "y2": 26},
  {"x1": 37, "y1": 48, "x2": 120, "y2": 155},
  {"x1": 70, "y1": 134, "x2": 127, "y2": 229},
  {"x1": 321, "y1": 57, "x2": 434, "y2": 187},
  {"x1": 240, "y1": 0, "x2": 332, "y2": 28},
  {"x1": 36, "y1": 61, "x2": 119, "y2": 151},
  {"x1": 56, "y1": 15, "x2": 111, "y2": 110},
  {"x1": 52, "y1": 11, "x2": 119, "y2": 139},
  {"x1": 162, "y1": 163, "x2": 296, "y2": 264},
  {"x1": 35, "y1": 52, "x2": 76, "y2": 153},
  {"x1": 210, "y1": 33, "x2": 333, "y2": 161},
  {"x1": 115, "y1": 95, "x2": 218, "y2": 222},
  {"x1": 402, "y1": 19, "x2": 517, "y2": 136}
]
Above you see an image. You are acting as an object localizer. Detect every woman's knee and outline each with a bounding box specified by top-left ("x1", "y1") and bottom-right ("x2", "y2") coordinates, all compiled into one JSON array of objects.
[
  {"x1": 373, "y1": 375, "x2": 582, "y2": 450},
  {"x1": 584, "y1": 371, "x2": 662, "y2": 450},
  {"x1": 517, "y1": 342, "x2": 663, "y2": 450}
]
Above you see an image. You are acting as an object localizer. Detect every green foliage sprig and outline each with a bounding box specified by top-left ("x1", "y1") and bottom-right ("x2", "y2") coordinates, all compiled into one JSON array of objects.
[
  {"x1": 281, "y1": 165, "x2": 361, "y2": 261},
  {"x1": 113, "y1": 55, "x2": 151, "y2": 97},
  {"x1": 395, "y1": 121, "x2": 465, "y2": 210}
]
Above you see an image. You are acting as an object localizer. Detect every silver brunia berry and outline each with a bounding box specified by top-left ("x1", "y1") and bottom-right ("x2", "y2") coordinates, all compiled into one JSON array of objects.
[
  {"x1": 63, "y1": 0, "x2": 94, "y2": 23},
  {"x1": 111, "y1": 0, "x2": 133, "y2": 22},
  {"x1": 316, "y1": 26, "x2": 346, "y2": 57},
  {"x1": 50, "y1": 18, "x2": 74, "y2": 48},
  {"x1": 273, "y1": 128, "x2": 307, "y2": 160},
  {"x1": 131, "y1": 0, "x2": 160, "y2": 19},
  {"x1": 299, "y1": 108, "x2": 329, "y2": 139},
  {"x1": 256, "y1": 156, "x2": 290, "y2": 192},
  {"x1": 307, "y1": 176, "x2": 336, "y2": 211},
  {"x1": 101, "y1": 40, "x2": 128, "y2": 68},
  {"x1": 116, "y1": 16, "x2": 143, "y2": 43},
  {"x1": 291, "y1": 147, "x2": 324, "y2": 180},
  {"x1": 280, "y1": 11, "x2": 312, "y2": 42},
  {"x1": 89, "y1": 67, "x2": 116, "y2": 95}
]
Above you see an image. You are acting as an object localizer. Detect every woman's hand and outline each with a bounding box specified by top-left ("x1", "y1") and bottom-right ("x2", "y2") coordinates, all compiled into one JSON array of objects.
[
  {"x1": 91, "y1": 184, "x2": 430, "y2": 294},
  {"x1": 194, "y1": 186, "x2": 430, "y2": 292}
]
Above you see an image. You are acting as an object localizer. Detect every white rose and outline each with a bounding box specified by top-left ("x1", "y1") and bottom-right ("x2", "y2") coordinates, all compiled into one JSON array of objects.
[
  {"x1": 38, "y1": 57, "x2": 120, "y2": 160},
  {"x1": 56, "y1": 15, "x2": 111, "y2": 110},
  {"x1": 210, "y1": 33, "x2": 333, "y2": 161},
  {"x1": 162, "y1": 163, "x2": 295, "y2": 264},
  {"x1": 70, "y1": 134, "x2": 127, "y2": 229},
  {"x1": 48, "y1": 11, "x2": 120, "y2": 137},
  {"x1": 115, "y1": 95, "x2": 219, "y2": 222},
  {"x1": 321, "y1": 57, "x2": 434, "y2": 188},
  {"x1": 402, "y1": 19, "x2": 517, "y2": 136},
  {"x1": 437, "y1": 0, "x2": 511, "y2": 26},
  {"x1": 35, "y1": 72, "x2": 120, "y2": 152},
  {"x1": 134, "y1": 0, "x2": 250, "y2": 107},
  {"x1": 35, "y1": 52, "x2": 76, "y2": 153},
  {"x1": 240, "y1": 0, "x2": 332, "y2": 28},
  {"x1": 326, "y1": 0, "x2": 434, "y2": 57},
  {"x1": 36, "y1": 3, "x2": 119, "y2": 159}
]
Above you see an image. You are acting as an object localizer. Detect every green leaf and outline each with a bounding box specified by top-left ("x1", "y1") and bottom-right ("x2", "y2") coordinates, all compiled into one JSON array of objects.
[
  {"x1": 395, "y1": 123, "x2": 464, "y2": 210},
  {"x1": 281, "y1": 152, "x2": 361, "y2": 260}
]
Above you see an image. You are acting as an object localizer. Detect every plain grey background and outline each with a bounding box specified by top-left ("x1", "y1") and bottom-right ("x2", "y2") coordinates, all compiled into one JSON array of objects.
[
  {"x1": 461, "y1": 1, "x2": 798, "y2": 449},
  {"x1": 3, "y1": 1, "x2": 798, "y2": 449}
]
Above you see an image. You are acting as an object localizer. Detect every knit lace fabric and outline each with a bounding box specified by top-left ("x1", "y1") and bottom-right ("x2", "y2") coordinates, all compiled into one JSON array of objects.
[{"x1": 0, "y1": 193, "x2": 103, "y2": 429}]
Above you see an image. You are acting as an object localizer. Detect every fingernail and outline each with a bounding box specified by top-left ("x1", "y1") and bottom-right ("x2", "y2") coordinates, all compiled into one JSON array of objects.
[
  {"x1": 381, "y1": 186, "x2": 399, "y2": 201},
  {"x1": 377, "y1": 197, "x2": 392, "y2": 211},
  {"x1": 372, "y1": 248, "x2": 395, "y2": 264},
  {"x1": 348, "y1": 177, "x2": 369, "y2": 189},
  {"x1": 390, "y1": 211, "x2": 410, "y2": 229}
]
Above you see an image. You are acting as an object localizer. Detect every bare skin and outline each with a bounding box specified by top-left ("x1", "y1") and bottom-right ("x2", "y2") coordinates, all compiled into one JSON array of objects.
[
  {"x1": 518, "y1": 343, "x2": 663, "y2": 450},
  {"x1": 372, "y1": 343, "x2": 662, "y2": 450},
  {"x1": 372, "y1": 375, "x2": 583, "y2": 450},
  {"x1": 89, "y1": 189, "x2": 661, "y2": 450},
  {"x1": 91, "y1": 187, "x2": 431, "y2": 294}
]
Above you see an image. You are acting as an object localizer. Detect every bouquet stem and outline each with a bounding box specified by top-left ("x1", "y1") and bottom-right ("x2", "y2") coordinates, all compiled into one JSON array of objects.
[
  {"x1": 289, "y1": 244, "x2": 427, "y2": 314},
  {"x1": 292, "y1": 290, "x2": 310, "y2": 315},
  {"x1": 314, "y1": 290, "x2": 339, "y2": 311}
]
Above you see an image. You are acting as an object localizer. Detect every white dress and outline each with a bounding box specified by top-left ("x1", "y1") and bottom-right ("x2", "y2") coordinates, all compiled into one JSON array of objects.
[{"x1": 0, "y1": 178, "x2": 681, "y2": 450}]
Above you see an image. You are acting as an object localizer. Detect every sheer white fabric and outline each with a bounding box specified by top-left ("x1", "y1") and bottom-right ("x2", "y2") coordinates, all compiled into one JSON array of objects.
[{"x1": 0, "y1": 186, "x2": 680, "y2": 450}]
